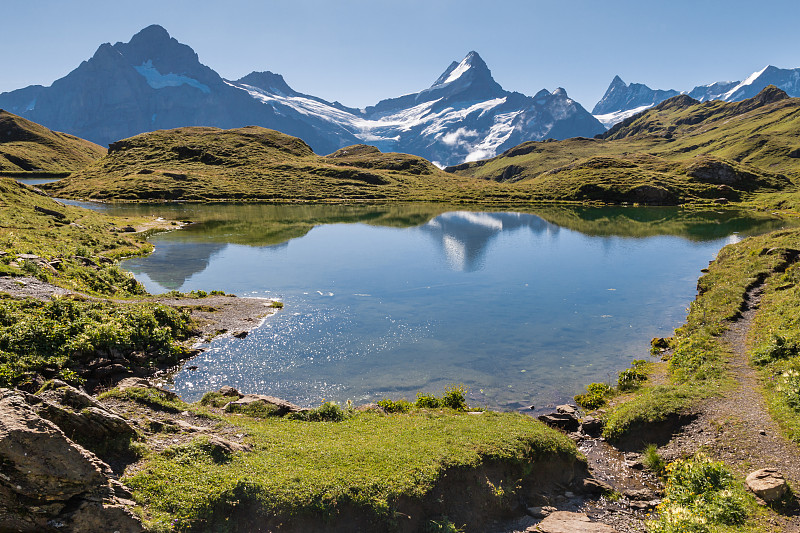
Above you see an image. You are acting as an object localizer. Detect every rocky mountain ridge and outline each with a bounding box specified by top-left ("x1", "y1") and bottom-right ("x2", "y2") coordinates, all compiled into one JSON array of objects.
[
  {"x1": 0, "y1": 26, "x2": 604, "y2": 167},
  {"x1": 593, "y1": 64, "x2": 800, "y2": 128}
]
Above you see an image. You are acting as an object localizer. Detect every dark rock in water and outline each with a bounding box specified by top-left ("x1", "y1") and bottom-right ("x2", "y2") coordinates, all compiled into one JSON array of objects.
[
  {"x1": 581, "y1": 476, "x2": 613, "y2": 494},
  {"x1": 623, "y1": 487, "x2": 658, "y2": 501},
  {"x1": 232, "y1": 330, "x2": 248, "y2": 339},
  {"x1": 580, "y1": 416, "x2": 604, "y2": 437},
  {"x1": 538, "y1": 412, "x2": 580, "y2": 432}
]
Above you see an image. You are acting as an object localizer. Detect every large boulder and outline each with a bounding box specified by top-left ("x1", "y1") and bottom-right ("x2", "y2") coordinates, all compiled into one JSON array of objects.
[
  {"x1": 746, "y1": 468, "x2": 788, "y2": 502},
  {"x1": 0, "y1": 388, "x2": 143, "y2": 532}
]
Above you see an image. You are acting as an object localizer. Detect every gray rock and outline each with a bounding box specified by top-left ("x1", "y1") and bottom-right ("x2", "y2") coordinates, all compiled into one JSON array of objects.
[
  {"x1": 580, "y1": 416, "x2": 604, "y2": 437},
  {"x1": 581, "y1": 477, "x2": 613, "y2": 494},
  {"x1": 623, "y1": 488, "x2": 656, "y2": 501},
  {"x1": 556, "y1": 404, "x2": 577, "y2": 415},
  {"x1": 746, "y1": 468, "x2": 788, "y2": 502},
  {"x1": 0, "y1": 388, "x2": 143, "y2": 532},
  {"x1": 534, "y1": 511, "x2": 618, "y2": 532},
  {"x1": 225, "y1": 394, "x2": 305, "y2": 416},
  {"x1": 116, "y1": 377, "x2": 179, "y2": 400},
  {"x1": 538, "y1": 412, "x2": 580, "y2": 432},
  {"x1": 526, "y1": 506, "x2": 555, "y2": 518},
  {"x1": 217, "y1": 385, "x2": 242, "y2": 398}
]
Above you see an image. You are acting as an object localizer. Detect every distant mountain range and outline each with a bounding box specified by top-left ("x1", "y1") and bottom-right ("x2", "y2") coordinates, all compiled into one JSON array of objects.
[
  {"x1": 0, "y1": 25, "x2": 604, "y2": 167},
  {"x1": 593, "y1": 65, "x2": 800, "y2": 128}
]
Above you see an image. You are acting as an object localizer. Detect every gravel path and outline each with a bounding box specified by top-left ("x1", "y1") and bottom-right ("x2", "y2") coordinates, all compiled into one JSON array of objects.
[{"x1": 660, "y1": 284, "x2": 800, "y2": 531}]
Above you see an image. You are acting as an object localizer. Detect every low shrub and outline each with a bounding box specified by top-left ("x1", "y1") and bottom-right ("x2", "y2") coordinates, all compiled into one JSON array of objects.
[
  {"x1": 575, "y1": 382, "x2": 613, "y2": 409},
  {"x1": 642, "y1": 444, "x2": 665, "y2": 476},
  {"x1": 377, "y1": 398, "x2": 412, "y2": 413},
  {"x1": 752, "y1": 335, "x2": 798, "y2": 366},
  {"x1": 776, "y1": 368, "x2": 800, "y2": 410},
  {"x1": 648, "y1": 453, "x2": 750, "y2": 533},
  {"x1": 415, "y1": 393, "x2": 441, "y2": 409},
  {"x1": 441, "y1": 384, "x2": 468, "y2": 411},
  {"x1": 225, "y1": 401, "x2": 281, "y2": 418},
  {"x1": 289, "y1": 401, "x2": 347, "y2": 422}
]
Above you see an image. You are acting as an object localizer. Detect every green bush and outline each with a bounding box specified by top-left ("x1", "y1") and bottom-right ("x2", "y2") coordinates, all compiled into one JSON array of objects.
[
  {"x1": 618, "y1": 367, "x2": 647, "y2": 392},
  {"x1": 289, "y1": 401, "x2": 347, "y2": 422},
  {"x1": 415, "y1": 393, "x2": 441, "y2": 409},
  {"x1": 776, "y1": 368, "x2": 800, "y2": 410},
  {"x1": 575, "y1": 382, "x2": 613, "y2": 409},
  {"x1": 441, "y1": 384, "x2": 468, "y2": 411},
  {"x1": 0, "y1": 296, "x2": 192, "y2": 387},
  {"x1": 649, "y1": 453, "x2": 749, "y2": 533},
  {"x1": 377, "y1": 398, "x2": 412, "y2": 413}
]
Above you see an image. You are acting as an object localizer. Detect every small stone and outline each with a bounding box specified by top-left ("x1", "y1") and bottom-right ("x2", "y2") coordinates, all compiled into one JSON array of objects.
[
  {"x1": 526, "y1": 506, "x2": 550, "y2": 518},
  {"x1": 556, "y1": 404, "x2": 577, "y2": 415},
  {"x1": 628, "y1": 500, "x2": 657, "y2": 511},
  {"x1": 581, "y1": 477, "x2": 612, "y2": 494},
  {"x1": 217, "y1": 386, "x2": 242, "y2": 397},
  {"x1": 535, "y1": 511, "x2": 618, "y2": 532},
  {"x1": 623, "y1": 488, "x2": 656, "y2": 501},
  {"x1": 746, "y1": 469, "x2": 787, "y2": 502},
  {"x1": 759, "y1": 429, "x2": 767, "y2": 436}
]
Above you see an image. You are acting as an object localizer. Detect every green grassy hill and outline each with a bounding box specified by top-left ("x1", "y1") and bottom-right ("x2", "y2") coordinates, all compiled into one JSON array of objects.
[
  {"x1": 43, "y1": 126, "x2": 529, "y2": 203},
  {"x1": 38, "y1": 88, "x2": 800, "y2": 206},
  {"x1": 0, "y1": 110, "x2": 106, "y2": 174},
  {"x1": 448, "y1": 86, "x2": 800, "y2": 206}
]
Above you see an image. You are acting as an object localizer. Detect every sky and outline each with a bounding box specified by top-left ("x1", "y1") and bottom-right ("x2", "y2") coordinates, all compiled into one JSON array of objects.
[{"x1": 2, "y1": 0, "x2": 799, "y2": 111}]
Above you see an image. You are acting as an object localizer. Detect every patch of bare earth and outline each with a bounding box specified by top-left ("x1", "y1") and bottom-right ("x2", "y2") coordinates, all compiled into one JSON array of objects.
[{"x1": 658, "y1": 285, "x2": 800, "y2": 531}]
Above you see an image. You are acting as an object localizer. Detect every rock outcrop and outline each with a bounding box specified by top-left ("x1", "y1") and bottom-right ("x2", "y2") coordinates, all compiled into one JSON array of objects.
[{"x1": 0, "y1": 388, "x2": 143, "y2": 532}]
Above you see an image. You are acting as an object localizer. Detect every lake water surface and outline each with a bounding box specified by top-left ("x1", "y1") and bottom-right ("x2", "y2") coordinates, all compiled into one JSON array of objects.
[{"x1": 99, "y1": 203, "x2": 788, "y2": 412}]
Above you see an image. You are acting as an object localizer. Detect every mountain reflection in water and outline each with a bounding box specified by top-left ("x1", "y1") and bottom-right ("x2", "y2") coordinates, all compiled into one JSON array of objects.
[{"x1": 111, "y1": 204, "x2": 791, "y2": 411}]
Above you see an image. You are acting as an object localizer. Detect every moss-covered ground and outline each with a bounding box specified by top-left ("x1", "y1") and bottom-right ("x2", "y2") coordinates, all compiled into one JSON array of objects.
[{"x1": 110, "y1": 389, "x2": 579, "y2": 532}]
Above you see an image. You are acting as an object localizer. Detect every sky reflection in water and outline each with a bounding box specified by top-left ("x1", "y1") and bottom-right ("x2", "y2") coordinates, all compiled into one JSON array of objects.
[{"x1": 117, "y1": 204, "x2": 787, "y2": 412}]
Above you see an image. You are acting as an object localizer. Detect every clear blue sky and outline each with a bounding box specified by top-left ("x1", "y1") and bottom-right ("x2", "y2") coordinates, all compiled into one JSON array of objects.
[{"x1": 2, "y1": 0, "x2": 799, "y2": 110}]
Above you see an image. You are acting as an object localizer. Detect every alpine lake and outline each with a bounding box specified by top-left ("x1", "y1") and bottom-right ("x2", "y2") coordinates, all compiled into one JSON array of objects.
[{"x1": 62, "y1": 200, "x2": 794, "y2": 413}]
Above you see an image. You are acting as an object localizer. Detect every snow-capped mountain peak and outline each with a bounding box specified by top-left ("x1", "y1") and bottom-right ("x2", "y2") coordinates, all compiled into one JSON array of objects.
[
  {"x1": 0, "y1": 28, "x2": 605, "y2": 167},
  {"x1": 431, "y1": 51, "x2": 489, "y2": 87},
  {"x1": 722, "y1": 65, "x2": 770, "y2": 100}
]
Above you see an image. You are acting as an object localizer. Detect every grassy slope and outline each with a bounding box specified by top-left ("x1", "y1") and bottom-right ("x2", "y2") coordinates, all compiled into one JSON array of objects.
[
  {"x1": 111, "y1": 390, "x2": 579, "y2": 532},
  {"x1": 0, "y1": 178, "x2": 197, "y2": 387},
  {"x1": 0, "y1": 110, "x2": 106, "y2": 173},
  {"x1": 599, "y1": 227, "x2": 800, "y2": 440},
  {"x1": 43, "y1": 127, "x2": 532, "y2": 203},
  {"x1": 450, "y1": 87, "x2": 800, "y2": 206}
]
